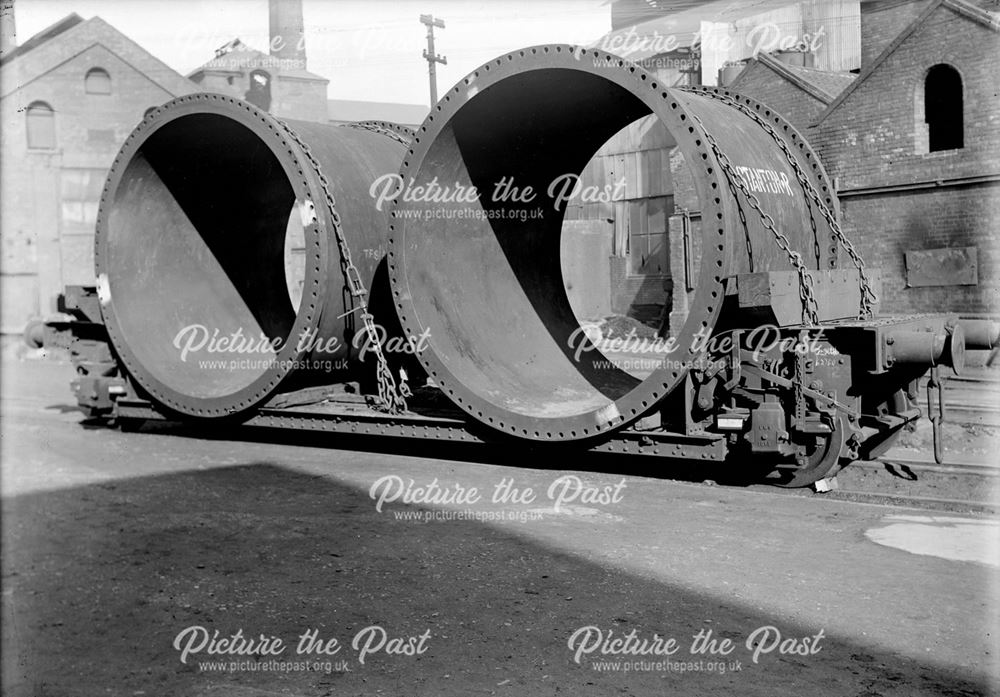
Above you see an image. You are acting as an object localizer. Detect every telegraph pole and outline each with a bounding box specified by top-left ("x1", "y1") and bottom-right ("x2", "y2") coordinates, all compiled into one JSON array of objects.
[{"x1": 420, "y1": 14, "x2": 447, "y2": 106}]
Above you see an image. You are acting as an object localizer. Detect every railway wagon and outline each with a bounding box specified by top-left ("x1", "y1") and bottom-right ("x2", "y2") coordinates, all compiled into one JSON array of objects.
[{"x1": 38, "y1": 46, "x2": 997, "y2": 488}]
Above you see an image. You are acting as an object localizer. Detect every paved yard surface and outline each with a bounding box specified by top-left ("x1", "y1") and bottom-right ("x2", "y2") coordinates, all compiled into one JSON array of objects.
[{"x1": 2, "y1": 358, "x2": 997, "y2": 696}]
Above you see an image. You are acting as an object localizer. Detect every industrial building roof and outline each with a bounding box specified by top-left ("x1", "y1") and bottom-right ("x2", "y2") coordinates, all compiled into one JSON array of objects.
[
  {"x1": 0, "y1": 13, "x2": 84, "y2": 64},
  {"x1": 595, "y1": 0, "x2": 831, "y2": 60},
  {"x1": 731, "y1": 52, "x2": 857, "y2": 104},
  {"x1": 814, "y1": 0, "x2": 999, "y2": 124},
  {"x1": 187, "y1": 39, "x2": 328, "y2": 82},
  {"x1": 0, "y1": 14, "x2": 197, "y2": 100}
]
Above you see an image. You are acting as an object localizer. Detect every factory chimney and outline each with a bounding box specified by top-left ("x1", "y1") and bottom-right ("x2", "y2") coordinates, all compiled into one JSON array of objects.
[
  {"x1": 269, "y1": 0, "x2": 306, "y2": 69},
  {"x1": 1, "y1": 0, "x2": 16, "y2": 60}
]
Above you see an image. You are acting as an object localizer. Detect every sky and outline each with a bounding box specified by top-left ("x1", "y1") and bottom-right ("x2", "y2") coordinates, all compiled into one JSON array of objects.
[{"x1": 13, "y1": 0, "x2": 613, "y2": 106}]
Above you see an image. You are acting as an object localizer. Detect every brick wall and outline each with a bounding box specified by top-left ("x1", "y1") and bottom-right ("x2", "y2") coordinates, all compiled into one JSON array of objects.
[
  {"x1": 0, "y1": 39, "x2": 192, "y2": 331},
  {"x1": 273, "y1": 76, "x2": 328, "y2": 122},
  {"x1": 811, "y1": 7, "x2": 1000, "y2": 189},
  {"x1": 839, "y1": 185, "x2": 999, "y2": 312},
  {"x1": 193, "y1": 72, "x2": 243, "y2": 98},
  {"x1": 810, "y1": 3, "x2": 1000, "y2": 313},
  {"x1": 609, "y1": 256, "x2": 672, "y2": 316},
  {"x1": 860, "y1": 0, "x2": 934, "y2": 68},
  {"x1": 0, "y1": 17, "x2": 195, "y2": 101},
  {"x1": 193, "y1": 70, "x2": 329, "y2": 122},
  {"x1": 728, "y1": 63, "x2": 829, "y2": 132}
]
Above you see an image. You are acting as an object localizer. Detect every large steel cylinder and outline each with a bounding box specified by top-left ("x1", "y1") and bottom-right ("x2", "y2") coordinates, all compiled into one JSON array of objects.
[
  {"x1": 388, "y1": 45, "x2": 843, "y2": 441},
  {"x1": 95, "y1": 94, "x2": 405, "y2": 417}
]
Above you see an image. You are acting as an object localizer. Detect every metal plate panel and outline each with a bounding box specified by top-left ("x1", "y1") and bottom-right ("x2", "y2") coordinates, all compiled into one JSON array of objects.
[{"x1": 905, "y1": 247, "x2": 978, "y2": 287}]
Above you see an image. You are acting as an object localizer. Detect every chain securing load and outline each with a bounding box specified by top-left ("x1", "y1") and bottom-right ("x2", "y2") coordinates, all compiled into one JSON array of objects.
[
  {"x1": 692, "y1": 113, "x2": 821, "y2": 326},
  {"x1": 94, "y1": 94, "x2": 410, "y2": 418},
  {"x1": 67, "y1": 56, "x2": 969, "y2": 490},
  {"x1": 344, "y1": 120, "x2": 416, "y2": 147},
  {"x1": 385, "y1": 46, "x2": 864, "y2": 442},
  {"x1": 680, "y1": 89, "x2": 880, "y2": 485},
  {"x1": 691, "y1": 89, "x2": 878, "y2": 320},
  {"x1": 277, "y1": 119, "x2": 410, "y2": 413}
]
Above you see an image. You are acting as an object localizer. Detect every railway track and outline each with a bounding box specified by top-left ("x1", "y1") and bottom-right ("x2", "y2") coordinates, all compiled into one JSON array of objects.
[
  {"x1": 810, "y1": 452, "x2": 999, "y2": 513},
  {"x1": 812, "y1": 488, "x2": 998, "y2": 513},
  {"x1": 736, "y1": 455, "x2": 999, "y2": 513},
  {"x1": 940, "y1": 374, "x2": 1000, "y2": 386},
  {"x1": 861, "y1": 455, "x2": 999, "y2": 477},
  {"x1": 916, "y1": 372, "x2": 1000, "y2": 426},
  {"x1": 942, "y1": 403, "x2": 1000, "y2": 427}
]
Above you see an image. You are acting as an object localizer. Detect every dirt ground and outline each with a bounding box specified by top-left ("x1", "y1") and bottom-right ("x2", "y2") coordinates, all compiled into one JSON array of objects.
[
  {"x1": 894, "y1": 420, "x2": 999, "y2": 462},
  {"x1": 2, "y1": 358, "x2": 998, "y2": 696}
]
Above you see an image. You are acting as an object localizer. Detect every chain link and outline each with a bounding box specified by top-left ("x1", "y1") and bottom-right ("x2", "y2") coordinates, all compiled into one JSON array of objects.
[
  {"x1": 277, "y1": 119, "x2": 410, "y2": 413},
  {"x1": 344, "y1": 121, "x2": 413, "y2": 147},
  {"x1": 722, "y1": 163, "x2": 755, "y2": 272},
  {"x1": 699, "y1": 90, "x2": 878, "y2": 319},
  {"x1": 692, "y1": 114, "x2": 821, "y2": 326},
  {"x1": 805, "y1": 192, "x2": 822, "y2": 269}
]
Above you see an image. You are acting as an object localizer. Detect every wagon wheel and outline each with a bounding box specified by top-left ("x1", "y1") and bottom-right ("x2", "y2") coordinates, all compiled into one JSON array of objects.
[{"x1": 770, "y1": 414, "x2": 848, "y2": 489}]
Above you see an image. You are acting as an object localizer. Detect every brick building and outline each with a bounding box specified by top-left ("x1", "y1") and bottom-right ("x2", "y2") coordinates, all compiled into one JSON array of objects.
[
  {"x1": 585, "y1": 0, "x2": 863, "y2": 326},
  {"x1": 728, "y1": 51, "x2": 856, "y2": 131},
  {"x1": 187, "y1": 39, "x2": 329, "y2": 123},
  {"x1": 0, "y1": 13, "x2": 197, "y2": 333},
  {"x1": 564, "y1": 117, "x2": 675, "y2": 323},
  {"x1": 593, "y1": 0, "x2": 998, "y2": 331},
  {"x1": 0, "y1": 0, "x2": 430, "y2": 335},
  {"x1": 186, "y1": 0, "x2": 328, "y2": 122},
  {"x1": 600, "y1": 0, "x2": 862, "y2": 88},
  {"x1": 809, "y1": 0, "x2": 1000, "y2": 314}
]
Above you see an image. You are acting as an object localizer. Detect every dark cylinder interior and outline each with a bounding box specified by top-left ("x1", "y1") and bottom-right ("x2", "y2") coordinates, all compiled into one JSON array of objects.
[
  {"x1": 97, "y1": 95, "x2": 405, "y2": 417},
  {"x1": 390, "y1": 50, "x2": 843, "y2": 440},
  {"x1": 399, "y1": 68, "x2": 651, "y2": 420},
  {"x1": 105, "y1": 113, "x2": 297, "y2": 399}
]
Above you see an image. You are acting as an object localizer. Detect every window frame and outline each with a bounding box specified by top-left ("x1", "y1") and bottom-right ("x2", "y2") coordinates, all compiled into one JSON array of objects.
[
  {"x1": 918, "y1": 62, "x2": 965, "y2": 154},
  {"x1": 627, "y1": 194, "x2": 672, "y2": 277},
  {"x1": 59, "y1": 168, "x2": 107, "y2": 234},
  {"x1": 25, "y1": 101, "x2": 56, "y2": 150},
  {"x1": 245, "y1": 69, "x2": 273, "y2": 112},
  {"x1": 85, "y1": 67, "x2": 112, "y2": 95}
]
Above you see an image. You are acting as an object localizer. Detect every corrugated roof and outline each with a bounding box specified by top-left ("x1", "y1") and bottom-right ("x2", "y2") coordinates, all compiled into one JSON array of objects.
[
  {"x1": 594, "y1": 0, "x2": 809, "y2": 59},
  {"x1": 327, "y1": 99, "x2": 429, "y2": 128}
]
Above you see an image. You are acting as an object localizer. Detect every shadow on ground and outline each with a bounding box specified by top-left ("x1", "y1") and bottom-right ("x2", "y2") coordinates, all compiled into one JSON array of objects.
[
  {"x1": 2, "y1": 462, "x2": 992, "y2": 697},
  {"x1": 104, "y1": 415, "x2": 769, "y2": 487}
]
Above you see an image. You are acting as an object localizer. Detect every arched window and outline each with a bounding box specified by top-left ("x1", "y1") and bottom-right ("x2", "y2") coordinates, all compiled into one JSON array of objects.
[
  {"x1": 924, "y1": 64, "x2": 963, "y2": 152},
  {"x1": 245, "y1": 69, "x2": 272, "y2": 112},
  {"x1": 85, "y1": 67, "x2": 111, "y2": 95},
  {"x1": 26, "y1": 101, "x2": 56, "y2": 149}
]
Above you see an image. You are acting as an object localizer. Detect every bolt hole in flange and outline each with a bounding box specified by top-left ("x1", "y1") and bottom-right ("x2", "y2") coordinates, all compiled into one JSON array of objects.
[{"x1": 388, "y1": 47, "x2": 842, "y2": 442}]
